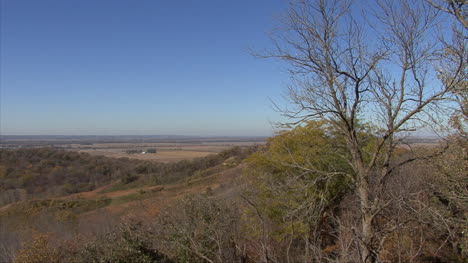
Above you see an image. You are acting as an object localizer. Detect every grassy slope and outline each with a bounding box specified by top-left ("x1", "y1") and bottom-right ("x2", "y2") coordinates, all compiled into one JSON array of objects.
[{"x1": 0, "y1": 161, "x2": 244, "y2": 226}]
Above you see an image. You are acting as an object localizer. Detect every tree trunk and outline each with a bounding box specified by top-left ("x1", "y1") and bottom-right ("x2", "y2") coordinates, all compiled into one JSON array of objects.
[{"x1": 357, "y1": 172, "x2": 376, "y2": 263}]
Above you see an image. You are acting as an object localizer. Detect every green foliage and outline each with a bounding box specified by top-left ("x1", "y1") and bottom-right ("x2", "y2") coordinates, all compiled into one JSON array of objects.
[
  {"x1": 249, "y1": 121, "x2": 350, "y2": 172},
  {"x1": 243, "y1": 120, "x2": 353, "y2": 244},
  {"x1": 247, "y1": 121, "x2": 352, "y2": 199}
]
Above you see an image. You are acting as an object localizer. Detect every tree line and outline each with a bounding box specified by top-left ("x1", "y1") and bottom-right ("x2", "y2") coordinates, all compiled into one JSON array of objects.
[{"x1": 0, "y1": 146, "x2": 257, "y2": 206}]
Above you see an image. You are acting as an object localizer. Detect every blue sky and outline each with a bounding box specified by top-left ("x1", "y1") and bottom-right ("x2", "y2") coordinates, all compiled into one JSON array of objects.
[{"x1": 1, "y1": 0, "x2": 290, "y2": 136}]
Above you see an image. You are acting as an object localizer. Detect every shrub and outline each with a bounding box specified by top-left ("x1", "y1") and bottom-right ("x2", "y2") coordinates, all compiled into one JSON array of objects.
[
  {"x1": 156, "y1": 194, "x2": 242, "y2": 262},
  {"x1": 14, "y1": 233, "x2": 61, "y2": 263},
  {"x1": 121, "y1": 174, "x2": 139, "y2": 184},
  {"x1": 77, "y1": 220, "x2": 172, "y2": 263}
]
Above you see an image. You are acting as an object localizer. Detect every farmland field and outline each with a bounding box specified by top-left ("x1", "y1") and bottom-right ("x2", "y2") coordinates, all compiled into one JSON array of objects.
[
  {"x1": 71, "y1": 141, "x2": 263, "y2": 162},
  {"x1": 0, "y1": 136, "x2": 266, "y2": 162}
]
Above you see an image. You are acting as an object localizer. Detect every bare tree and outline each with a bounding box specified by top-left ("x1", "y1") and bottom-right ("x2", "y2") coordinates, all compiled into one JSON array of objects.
[
  {"x1": 425, "y1": 0, "x2": 467, "y2": 29},
  {"x1": 156, "y1": 194, "x2": 244, "y2": 263},
  {"x1": 258, "y1": 0, "x2": 466, "y2": 261},
  {"x1": 424, "y1": 0, "x2": 468, "y2": 136}
]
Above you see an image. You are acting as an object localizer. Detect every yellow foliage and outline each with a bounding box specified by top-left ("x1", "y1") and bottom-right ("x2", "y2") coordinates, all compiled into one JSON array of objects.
[
  {"x1": 243, "y1": 120, "x2": 354, "y2": 240},
  {"x1": 14, "y1": 233, "x2": 61, "y2": 263}
]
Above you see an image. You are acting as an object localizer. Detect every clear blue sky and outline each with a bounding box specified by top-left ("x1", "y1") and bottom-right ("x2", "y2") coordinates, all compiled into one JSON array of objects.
[{"x1": 1, "y1": 0, "x2": 290, "y2": 136}]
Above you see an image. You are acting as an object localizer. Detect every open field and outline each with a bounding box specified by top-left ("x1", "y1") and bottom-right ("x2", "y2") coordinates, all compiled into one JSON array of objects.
[
  {"x1": 0, "y1": 136, "x2": 266, "y2": 162},
  {"x1": 77, "y1": 149, "x2": 214, "y2": 162},
  {"x1": 68, "y1": 141, "x2": 263, "y2": 162}
]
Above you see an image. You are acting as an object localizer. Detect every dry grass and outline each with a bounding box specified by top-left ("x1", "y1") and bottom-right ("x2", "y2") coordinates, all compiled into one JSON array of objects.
[{"x1": 75, "y1": 164, "x2": 244, "y2": 220}]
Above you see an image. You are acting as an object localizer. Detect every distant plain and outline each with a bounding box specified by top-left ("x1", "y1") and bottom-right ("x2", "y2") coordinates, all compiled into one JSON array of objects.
[
  {"x1": 0, "y1": 135, "x2": 267, "y2": 162},
  {"x1": 72, "y1": 141, "x2": 263, "y2": 162}
]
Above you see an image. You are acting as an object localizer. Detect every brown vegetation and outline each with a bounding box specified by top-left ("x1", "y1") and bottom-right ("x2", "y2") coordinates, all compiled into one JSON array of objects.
[{"x1": 1, "y1": 0, "x2": 466, "y2": 262}]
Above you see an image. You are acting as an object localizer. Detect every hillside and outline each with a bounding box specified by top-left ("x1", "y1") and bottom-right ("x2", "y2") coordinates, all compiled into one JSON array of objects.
[
  {"x1": 1, "y1": 134, "x2": 466, "y2": 263},
  {"x1": 0, "y1": 146, "x2": 256, "y2": 262},
  {"x1": 0, "y1": 146, "x2": 256, "y2": 205}
]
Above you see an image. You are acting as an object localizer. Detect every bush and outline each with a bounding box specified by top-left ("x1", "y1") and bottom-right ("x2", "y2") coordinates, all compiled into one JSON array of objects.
[
  {"x1": 14, "y1": 222, "x2": 173, "y2": 263},
  {"x1": 76, "y1": 220, "x2": 172, "y2": 263},
  {"x1": 156, "y1": 194, "x2": 242, "y2": 262},
  {"x1": 121, "y1": 174, "x2": 139, "y2": 184},
  {"x1": 14, "y1": 233, "x2": 61, "y2": 263}
]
